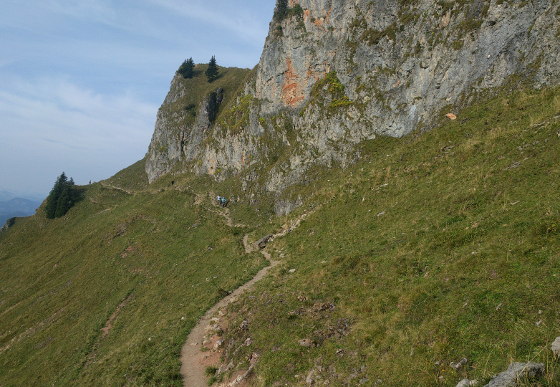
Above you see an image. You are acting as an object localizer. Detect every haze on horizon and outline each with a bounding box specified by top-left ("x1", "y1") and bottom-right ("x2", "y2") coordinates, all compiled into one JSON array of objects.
[{"x1": 0, "y1": 0, "x2": 274, "y2": 198}]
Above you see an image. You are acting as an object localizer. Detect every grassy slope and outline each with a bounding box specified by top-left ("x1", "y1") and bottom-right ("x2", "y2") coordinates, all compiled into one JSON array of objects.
[
  {"x1": 217, "y1": 87, "x2": 560, "y2": 386},
  {"x1": 0, "y1": 160, "x2": 265, "y2": 386},
  {"x1": 1, "y1": 85, "x2": 559, "y2": 387}
]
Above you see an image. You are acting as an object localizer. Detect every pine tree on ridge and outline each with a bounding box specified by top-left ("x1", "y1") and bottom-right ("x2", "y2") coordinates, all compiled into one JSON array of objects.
[
  {"x1": 178, "y1": 58, "x2": 195, "y2": 79},
  {"x1": 206, "y1": 55, "x2": 219, "y2": 82}
]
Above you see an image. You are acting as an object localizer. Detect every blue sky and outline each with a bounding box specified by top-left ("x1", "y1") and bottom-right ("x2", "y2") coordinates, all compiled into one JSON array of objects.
[{"x1": 0, "y1": 0, "x2": 275, "y2": 197}]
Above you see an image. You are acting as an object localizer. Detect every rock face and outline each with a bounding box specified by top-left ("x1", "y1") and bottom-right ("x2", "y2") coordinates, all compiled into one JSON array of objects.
[
  {"x1": 552, "y1": 336, "x2": 560, "y2": 358},
  {"x1": 256, "y1": 234, "x2": 274, "y2": 249},
  {"x1": 456, "y1": 379, "x2": 478, "y2": 387},
  {"x1": 483, "y1": 362, "x2": 544, "y2": 387},
  {"x1": 146, "y1": 0, "x2": 560, "y2": 194},
  {"x1": 145, "y1": 65, "x2": 252, "y2": 182}
]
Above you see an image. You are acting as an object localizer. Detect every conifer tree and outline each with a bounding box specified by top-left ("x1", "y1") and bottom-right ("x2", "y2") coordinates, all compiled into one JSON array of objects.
[
  {"x1": 205, "y1": 56, "x2": 219, "y2": 82},
  {"x1": 45, "y1": 173, "x2": 81, "y2": 219},
  {"x1": 55, "y1": 185, "x2": 71, "y2": 218},
  {"x1": 68, "y1": 178, "x2": 81, "y2": 205},
  {"x1": 177, "y1": 58, "x2": 195, "y2": 79},
  {"x1": 45, "y1": 172, "x2": 67, "y2": 219}
]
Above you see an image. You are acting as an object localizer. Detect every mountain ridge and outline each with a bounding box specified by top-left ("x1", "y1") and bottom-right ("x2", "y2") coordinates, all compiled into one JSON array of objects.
[{"x1": 146, "y1": 0, "x2": 560, "y2": 198}]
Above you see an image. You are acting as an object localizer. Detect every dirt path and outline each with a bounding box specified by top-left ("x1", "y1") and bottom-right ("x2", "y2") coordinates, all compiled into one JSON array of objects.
[
  {"x1": 213, "y1": 207, "x2": 245, "y2": 228},
  {"x1": 99, "y1": 182, "x2": 135, "y2": 195},
  {"x1": 100, "y1": 294, "x2": 133, "y2": 337},
  {"x1": 180, "y1": 240, "x2": 278, "y2": 387},
  {"x1": 180, "y1": 203, "x2": 317, "y2": 386}
]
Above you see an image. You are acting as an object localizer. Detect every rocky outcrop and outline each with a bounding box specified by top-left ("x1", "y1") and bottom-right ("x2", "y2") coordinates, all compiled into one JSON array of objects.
[
  {"x1": 256, "y1": 234, "x2": 274, "y2": 249},
  {"x1": 256, "y1": 0, "x2": 560, "y2": 115},
  {"x1": 145, "y1": 68, "x2": 249, "y2": 183},
  {"x1": 483, "y1": 362, "x2": 544, "y2": 387},
  {"x1": 552, "y1": 336, "x2": 560, "y2": 358},
  {"x1": 1, "y1": 217, "x2": 16, "y2": 232},
  {"x1": 146, "y1": 0, "x2": 560, "y2": 193},
  {"x1": 146, "y1": 76, "x2": 211, "y2": 182}
]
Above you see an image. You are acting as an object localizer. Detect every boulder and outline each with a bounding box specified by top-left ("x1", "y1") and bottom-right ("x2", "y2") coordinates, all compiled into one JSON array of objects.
[
  {"x1": 552, "y1": 336, "x2": 560, "y2": 358},
  {"x1": 484, "y1": 362, "x2": 544, "y2": 387},
  {"x1": 450, "y1": 357, "x2": 468, "y2": 370},
  {"x1": 257, "y1": 234, "x2": 274, "y2": 249},
  {"x1": 456, "y1": 379, "x2": 478, "y2": 387}
]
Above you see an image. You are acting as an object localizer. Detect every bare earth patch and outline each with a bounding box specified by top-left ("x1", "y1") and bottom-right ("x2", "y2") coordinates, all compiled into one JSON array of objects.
[{"x1": 101, "y1": 294, "x2": 133, "y2": 337}]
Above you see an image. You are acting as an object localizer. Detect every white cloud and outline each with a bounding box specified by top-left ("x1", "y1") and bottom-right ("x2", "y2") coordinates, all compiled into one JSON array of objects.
[
  {"x1": 15, "y1": 0, "x2": 270, "y2": 49},
  {"x1": 146, "y1": 0, "x2": 270, "y2": 46},
  {"x1": 0, "y1": 77, "x2": 155, "y2": 146},
  {"x1": 0, "y1": 76, "x2": 157, "y2": 193}
]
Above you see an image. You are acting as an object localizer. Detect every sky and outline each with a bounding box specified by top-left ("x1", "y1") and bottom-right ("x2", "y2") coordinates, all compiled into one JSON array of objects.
[{"x1": 0, "y1": 0, "x2": 275, "y2": 198}]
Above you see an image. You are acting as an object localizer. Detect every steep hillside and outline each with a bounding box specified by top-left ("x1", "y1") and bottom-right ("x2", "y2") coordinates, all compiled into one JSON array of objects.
[
  {"x1": 205, "y1": 86, "x2": 560, "y2": 386},
  {"x1": 2, "y1": 85, "x2": 559, "y2": 386},
  {"x1": 2, "y1": 1, "x2": 560, "y2": 386},
  {"x1": 0, "y1": 160, "x2": 267, "y2": 386}
]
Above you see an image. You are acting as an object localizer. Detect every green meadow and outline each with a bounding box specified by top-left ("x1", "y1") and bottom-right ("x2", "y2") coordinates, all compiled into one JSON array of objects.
[{"x1": 1, "y1": 86, "x2": 559, "y2": 386}]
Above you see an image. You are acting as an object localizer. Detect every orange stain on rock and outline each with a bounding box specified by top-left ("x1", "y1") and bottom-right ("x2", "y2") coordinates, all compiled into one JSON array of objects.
[
  {"x1": 282, "y1": 58, "x2": 305, "y2": 107},
  {"x1": 313, "y1": 7, "x2": 332, "y2": 28}
]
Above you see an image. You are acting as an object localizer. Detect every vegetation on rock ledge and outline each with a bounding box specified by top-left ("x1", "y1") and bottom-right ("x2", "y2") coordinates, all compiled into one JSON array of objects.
[{"x1": 177, "y1": 58, "x2": 195, "y2": 79}]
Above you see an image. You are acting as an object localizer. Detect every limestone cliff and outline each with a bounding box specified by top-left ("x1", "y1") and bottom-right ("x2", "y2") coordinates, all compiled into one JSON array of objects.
[
  {"x1": 146, "y1": 0, "x2": 560, "y2": 193},
  {"x1": 145, "y1": 66, "x2": 250, "y2": 182}
]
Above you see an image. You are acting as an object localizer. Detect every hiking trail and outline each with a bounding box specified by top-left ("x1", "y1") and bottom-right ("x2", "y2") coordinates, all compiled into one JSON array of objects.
[{"x1": 180, "y1": 204, "x2": 314, "y2": 386}]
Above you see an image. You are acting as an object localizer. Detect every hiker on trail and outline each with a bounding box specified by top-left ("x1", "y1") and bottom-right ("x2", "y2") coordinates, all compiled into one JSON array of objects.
[{"x1": 216, "y1": 196, "x2": 229, "y2": 208}]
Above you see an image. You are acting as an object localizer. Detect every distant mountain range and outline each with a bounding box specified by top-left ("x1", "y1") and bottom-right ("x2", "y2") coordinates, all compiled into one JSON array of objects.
[
  {"x1": 0, "y1": 191, "x2": 42, "y2": 225},
  {"x1": 0, "y1": 190, "x2": 17, "y2": 202}
]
